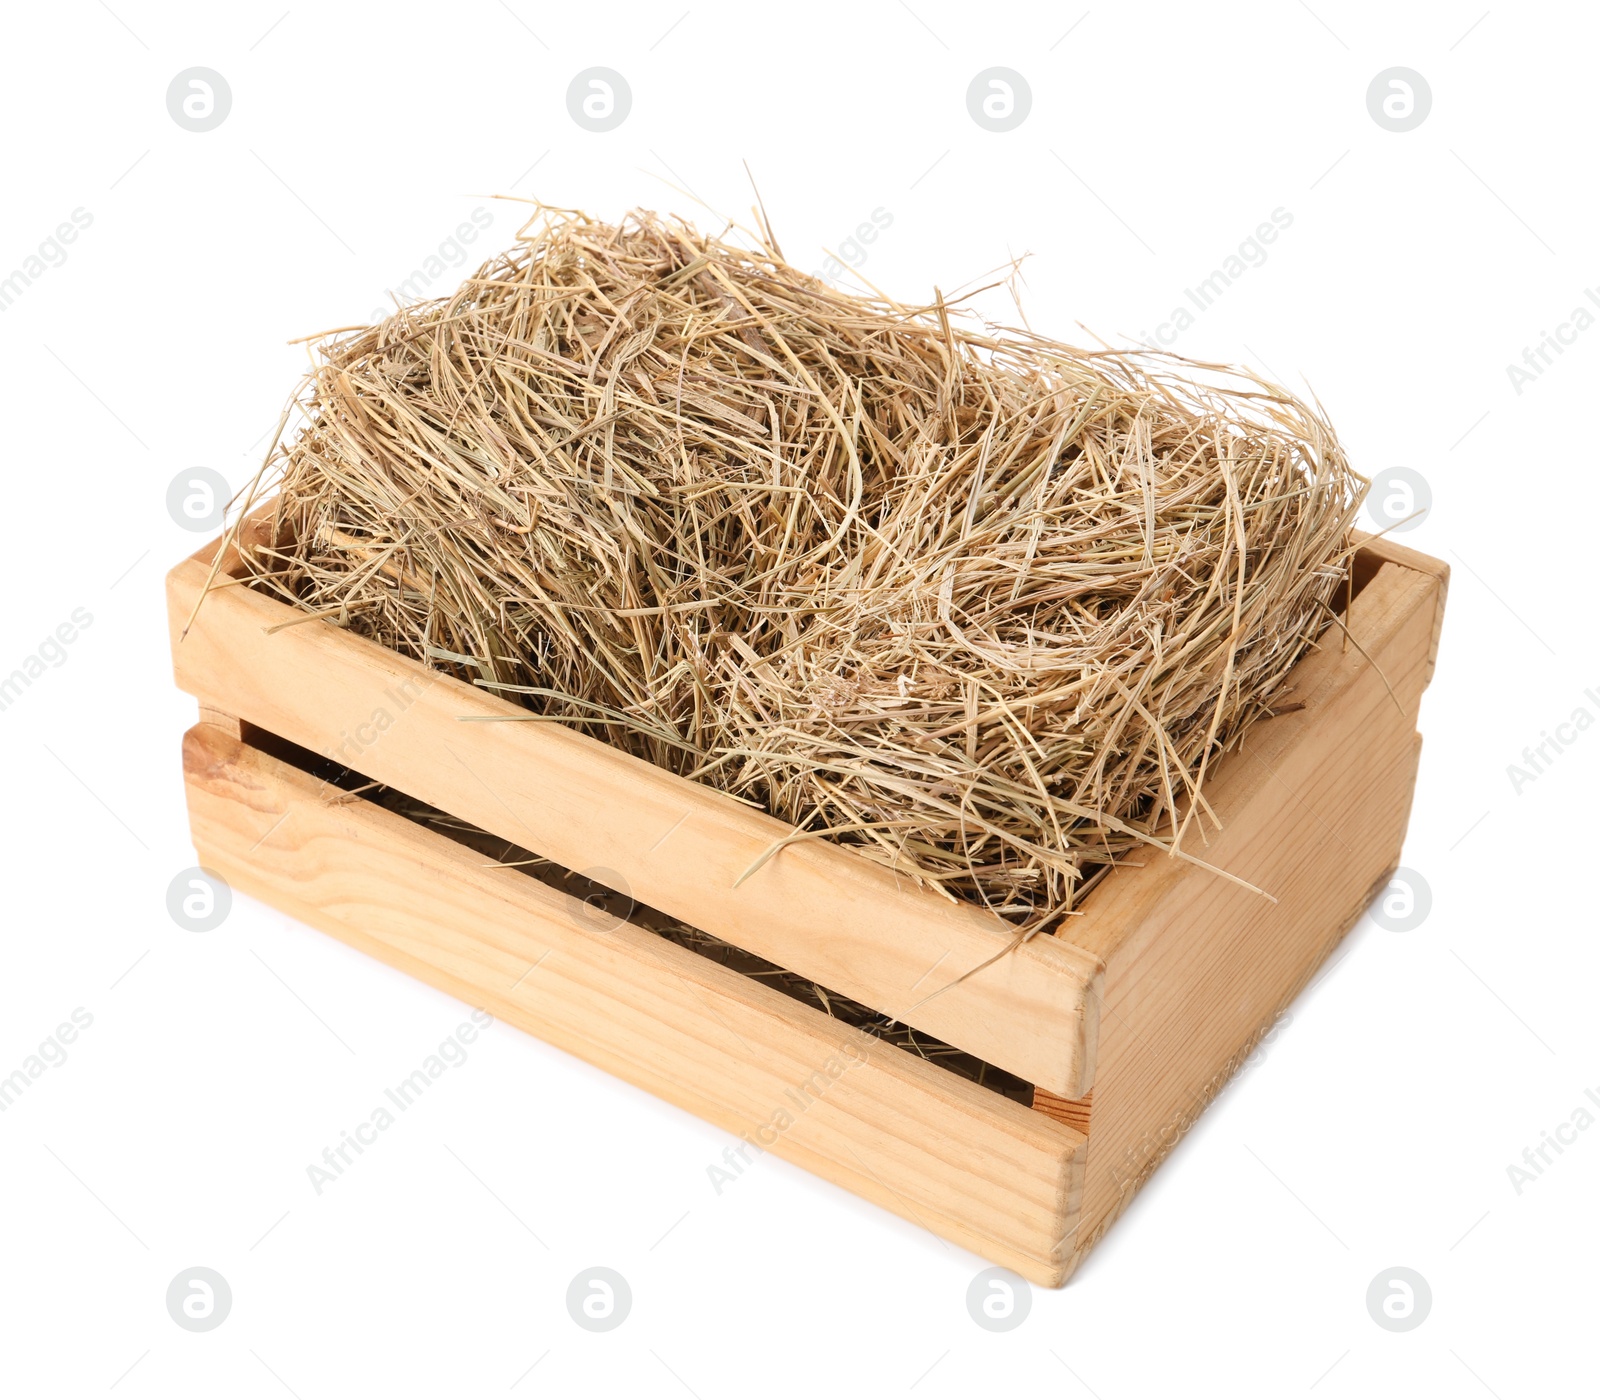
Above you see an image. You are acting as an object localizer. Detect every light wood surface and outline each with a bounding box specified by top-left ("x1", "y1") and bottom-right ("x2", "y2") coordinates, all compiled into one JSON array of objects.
[
  {"x1": 1351, "y1": 529, "x2": 1450, "y2": 684},
  {"x1": 182, "y1": 724, "x2": 1086, "y2": 1284},
  {"x1": 196, "y1": 704, "x2": 244, "y2": 739}
]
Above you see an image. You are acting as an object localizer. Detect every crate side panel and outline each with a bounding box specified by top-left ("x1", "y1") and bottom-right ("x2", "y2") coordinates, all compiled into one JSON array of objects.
[
  {"x1": 1065, "y1": 560, "x2": 1441, "y2": 1266},
  {"x1": 181, "y1": 725, "x2": 1084, "y2": 1285}
]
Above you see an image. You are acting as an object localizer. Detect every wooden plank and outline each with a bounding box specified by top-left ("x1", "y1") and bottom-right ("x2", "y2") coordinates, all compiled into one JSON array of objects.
[
  {"x1": 1055, "y1": 558, "x2": 1442, "y2": 1269},
  {"x1": 182, "y1": 724, "x2": 1086, "y2": 1285},
  {"x1": 166, "y1": 532, "x2": 1104, "y2": 1097},
  {"x1": 197, "y1": 704, "x2": 243, "y2": 739}
]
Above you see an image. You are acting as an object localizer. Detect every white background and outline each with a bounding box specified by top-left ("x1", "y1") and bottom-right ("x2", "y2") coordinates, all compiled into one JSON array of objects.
[{"x1": 2, "y1": 1, "x2": 1596, "y2": 1395}]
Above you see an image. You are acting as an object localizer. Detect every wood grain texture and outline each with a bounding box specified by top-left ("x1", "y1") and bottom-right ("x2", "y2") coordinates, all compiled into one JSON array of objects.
[
  {"x1": 182, "y1": 723, "x2": 1087, "y2": 1285},
  {"x1": 196, "y1": 704, "x2": 244, "y2": 739},
  {"x1": 169, "y1": 513, "x2": 1445, "y2": 1285},
  {"x1": 1053, "y1": 553, "x2": 1442, "y2": 1271},
  {"x1": 1031, "y1": 1087, "x2": 1093, "y2": 1136},
  {"x1": 167, "y1": 530, "x2": 1104, "y2": 1097},
  {"x1": 1351, "y1": 530, "x2": 1449, "y2": 685}
]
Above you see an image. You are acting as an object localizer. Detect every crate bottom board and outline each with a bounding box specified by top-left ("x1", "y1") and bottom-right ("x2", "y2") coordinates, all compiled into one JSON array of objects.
[{"x1": 182, "y1": 721, "x2": 1089, "y2": 1285}]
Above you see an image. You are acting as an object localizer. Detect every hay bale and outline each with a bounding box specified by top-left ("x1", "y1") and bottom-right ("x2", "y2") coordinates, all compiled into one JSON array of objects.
[{"x1": 239, "y1": 205, "x2": 1365, "y2": 934}]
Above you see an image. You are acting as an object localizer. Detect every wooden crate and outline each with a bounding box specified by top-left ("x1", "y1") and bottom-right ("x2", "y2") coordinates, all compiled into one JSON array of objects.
[{"x1": 167, "y1": 515, "x2": 1446, "y2": 1285}]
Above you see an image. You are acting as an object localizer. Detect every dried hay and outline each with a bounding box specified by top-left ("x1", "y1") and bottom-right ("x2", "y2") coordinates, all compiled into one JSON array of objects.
[{"x1": 236, "y1": 205, "x2": 1366, "y2": 935}]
